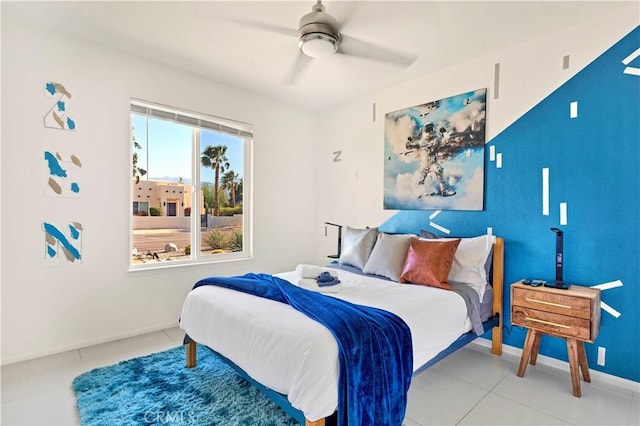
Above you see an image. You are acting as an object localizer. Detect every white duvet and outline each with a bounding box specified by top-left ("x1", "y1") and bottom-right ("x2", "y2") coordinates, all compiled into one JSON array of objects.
[{"x1": 179, "y1": 268, "x2": 470, "y2": 422}]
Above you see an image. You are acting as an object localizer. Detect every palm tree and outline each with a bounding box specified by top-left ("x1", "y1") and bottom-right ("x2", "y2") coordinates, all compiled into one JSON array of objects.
[
  {"x1": 221, "y1": 170, "x2": 240, "y2": 208},
  {"x1": 132, "y1": 134, "x2": 147, "y2": 184},
  {"x1": 201, "y1": 145, "x2": 229, "y2": 216},
  {"x1": 235, "y1": 178, "x2": 243, "y2": 204},
  {"x1": 201, "y1": 182, "x2": 214, "y2": 212}
]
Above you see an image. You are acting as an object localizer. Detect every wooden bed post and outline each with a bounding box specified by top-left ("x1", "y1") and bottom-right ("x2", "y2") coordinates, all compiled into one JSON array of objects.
[
  {"x1": 186, "y1": 340, "x2": 197, "y2": 368},
  {"x1": 491, "y1": 237, "x2": 504, "y2": 356},
  {"x1": 305, "y1": 419, "x2": 325, "y2": 426}
]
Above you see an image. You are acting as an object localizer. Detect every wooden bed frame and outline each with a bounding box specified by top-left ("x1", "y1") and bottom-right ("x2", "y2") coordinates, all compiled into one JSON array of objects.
[{"x1": 185, "y1": 237, "x2": 504, "y2": 426}]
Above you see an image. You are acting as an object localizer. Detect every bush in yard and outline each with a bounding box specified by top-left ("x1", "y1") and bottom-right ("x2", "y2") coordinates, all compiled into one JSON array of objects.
[
  {"x1": 150, "y1": 207, "x2": 163, "y2": 216},
  {"x1": 219, "y1": 206, "x2": 243, "y2": 216},
  {"x1": 204, "y1": 228, "x2": 226, "y2": 251},
  {"x1": 228, "y1": 229, "x2": 243, "y2": 252}
]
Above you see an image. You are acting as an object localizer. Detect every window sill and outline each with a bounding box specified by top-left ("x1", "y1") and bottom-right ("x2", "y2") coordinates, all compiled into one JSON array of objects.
[{"x1": 128, "y1": 253, "x2": 252, "y2": 272}]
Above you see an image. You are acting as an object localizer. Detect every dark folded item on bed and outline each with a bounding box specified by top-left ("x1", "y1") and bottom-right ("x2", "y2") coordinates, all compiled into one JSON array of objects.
[
  {"x1": 316, "y1": 271, "x2": 341, "y2": 287},
  {"x1": 194, "y1": 273, "x2": 413, "y2": 426}
]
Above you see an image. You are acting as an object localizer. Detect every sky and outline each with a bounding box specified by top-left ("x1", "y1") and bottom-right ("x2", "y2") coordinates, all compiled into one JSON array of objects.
[{"x1": 132, "y1": 114, "x2": 244, "y2": 184}]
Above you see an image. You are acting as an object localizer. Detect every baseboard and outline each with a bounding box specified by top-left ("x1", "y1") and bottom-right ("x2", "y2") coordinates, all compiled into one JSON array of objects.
[
  {"x1": 471, "y1": 338, "x2": 640, "y2": 394},
  {"x1": 1, "y1": 321, "x2": 180, "y2": 366}
]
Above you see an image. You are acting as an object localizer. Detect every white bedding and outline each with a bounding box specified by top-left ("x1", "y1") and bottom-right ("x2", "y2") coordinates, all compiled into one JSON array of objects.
[{"x1": 179, "y1": 268, "x2": 471, "y2": 422}]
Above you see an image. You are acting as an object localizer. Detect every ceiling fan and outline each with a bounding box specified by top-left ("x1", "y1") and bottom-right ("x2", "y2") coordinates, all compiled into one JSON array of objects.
[
  {"x1": 247, "y1": 0, "x2": 417, "y2": 84},
  {"x1": 298, "y1": 0, "x2": 342, "y2": 58}
]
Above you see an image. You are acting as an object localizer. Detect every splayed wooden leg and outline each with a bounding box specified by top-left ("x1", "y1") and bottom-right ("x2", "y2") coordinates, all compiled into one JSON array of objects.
[{"x1": 186, "y1": 341, "x2": 197, "y2": 368}]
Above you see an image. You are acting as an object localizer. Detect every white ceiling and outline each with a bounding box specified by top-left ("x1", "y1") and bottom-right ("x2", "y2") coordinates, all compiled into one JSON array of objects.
[{"x1": 4, "y1": 1, "x2": 633, "y2": 110}]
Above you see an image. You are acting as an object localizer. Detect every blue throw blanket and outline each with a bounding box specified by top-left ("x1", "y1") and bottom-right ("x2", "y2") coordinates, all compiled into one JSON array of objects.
[{"x1": 194, "y1": 273, "x2": 413, "y2": 426}]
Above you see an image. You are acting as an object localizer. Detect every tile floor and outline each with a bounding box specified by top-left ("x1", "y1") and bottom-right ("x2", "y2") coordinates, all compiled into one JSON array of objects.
[{"x1": 1, "y1": 327, "x2": 638, "y2": 425}]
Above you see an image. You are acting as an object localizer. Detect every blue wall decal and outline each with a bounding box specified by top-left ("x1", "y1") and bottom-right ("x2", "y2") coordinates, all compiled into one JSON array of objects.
[
  {"x1": 44, "y1": 81, "x2": 76, "y2": 130},
  {"x1": 381, "y1": 27, "x2": 639, "y2": 382},
  {"x1": 43, "y1": 221, "x2": 83, "y2": 265},
  {"x1": 44, "y1": 151, "x2": 82, "y2": 197}
]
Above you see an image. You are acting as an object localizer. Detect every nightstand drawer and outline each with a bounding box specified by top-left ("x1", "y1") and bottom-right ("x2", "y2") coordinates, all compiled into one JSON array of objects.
[
  {"x1": 512, "y1": 287, "x2": 592, "y2": 319},
  {"x1": 512, "y1": 306, "x2": 592, "y2": 340}
]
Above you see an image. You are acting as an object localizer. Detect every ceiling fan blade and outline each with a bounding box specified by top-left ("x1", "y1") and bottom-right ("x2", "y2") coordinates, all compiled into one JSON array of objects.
[
  {"x1": 283, "y1": 51, "x2": 312, "y2": 85},
  {"x1": 234, "y1": 19, "x2": 298, "y2": 38},
  {"x1": 333, "y1": 2, "x2": 363, "y2": 32},
  {"x1": 338, "y1": 34, "x2": 416, "y2": 67}
]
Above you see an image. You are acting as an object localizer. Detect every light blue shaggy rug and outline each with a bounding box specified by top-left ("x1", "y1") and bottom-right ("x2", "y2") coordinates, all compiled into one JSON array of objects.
[{"x1": 72, "y1": 344, "x2": 298, "y2": 425}]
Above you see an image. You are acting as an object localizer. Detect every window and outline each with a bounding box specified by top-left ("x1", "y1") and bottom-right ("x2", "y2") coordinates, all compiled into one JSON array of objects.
[
  {"x1": 130, "y1": 100, "x2": 252, "y2": 269},
  {"x1": 133, "y1": 201, "x2": 149, "y2": 216}
]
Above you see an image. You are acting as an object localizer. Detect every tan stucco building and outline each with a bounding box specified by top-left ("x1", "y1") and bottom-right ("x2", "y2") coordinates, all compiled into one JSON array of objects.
[{"x1": 132, "y1": 180, "x2": 203, "y2": 216}]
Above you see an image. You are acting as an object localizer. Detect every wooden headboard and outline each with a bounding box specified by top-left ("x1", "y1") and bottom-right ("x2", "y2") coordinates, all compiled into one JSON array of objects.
[{"x1": 491, "y1": 237, "x2": 504, "y2": 356}]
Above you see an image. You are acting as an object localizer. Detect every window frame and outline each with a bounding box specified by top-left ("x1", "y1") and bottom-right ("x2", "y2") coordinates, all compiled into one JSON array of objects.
[{"x1": 129, "y1": 99, "x2": 253, "y2": 271}]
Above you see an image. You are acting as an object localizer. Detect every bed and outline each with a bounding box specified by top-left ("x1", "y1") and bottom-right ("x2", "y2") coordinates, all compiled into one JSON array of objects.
[{"x1": 180, "y1": 233, "x2": 504, "y2": 426}]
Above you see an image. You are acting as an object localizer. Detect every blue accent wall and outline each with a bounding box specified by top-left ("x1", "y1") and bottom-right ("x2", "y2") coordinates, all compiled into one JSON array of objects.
[{"x1": 381, "y1": 27, "x2": 640, "y2": 382}]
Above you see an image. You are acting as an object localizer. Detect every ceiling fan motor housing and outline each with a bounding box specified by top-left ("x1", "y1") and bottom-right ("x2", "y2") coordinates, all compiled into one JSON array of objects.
[{"x1": 298, "y1": 2, "x2": 340, "y2": 57}]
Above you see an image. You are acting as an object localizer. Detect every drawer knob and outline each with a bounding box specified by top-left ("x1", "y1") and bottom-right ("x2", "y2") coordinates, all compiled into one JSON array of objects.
[{"x1": 525, "y1": 297, "x2": 571, "y2": 309}]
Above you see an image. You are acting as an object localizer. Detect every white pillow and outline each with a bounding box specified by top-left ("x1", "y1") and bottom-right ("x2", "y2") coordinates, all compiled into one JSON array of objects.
[
  {"x1": 419, "y1": 234, "x2": 495, "y2": 299},
  {"x1": 363, "y1": 233, "x2": 412, "y2": 281}
]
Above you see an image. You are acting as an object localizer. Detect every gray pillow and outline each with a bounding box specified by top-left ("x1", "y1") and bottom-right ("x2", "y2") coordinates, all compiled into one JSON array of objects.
[
  {"x1": 418, "y1": 230, "x2": 439, "y2": 239},
  {"x1": 363, "y1": 233, "x2": 412, "y2": 281},
  {"x1": 339, "y1": 227, "x2": 378, "y2": 270}
]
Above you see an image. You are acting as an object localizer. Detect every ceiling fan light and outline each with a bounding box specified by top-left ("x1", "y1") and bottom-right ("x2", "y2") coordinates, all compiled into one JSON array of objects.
[{"x1": 299, "y1": 33, "x2": 338, "y2": 58}]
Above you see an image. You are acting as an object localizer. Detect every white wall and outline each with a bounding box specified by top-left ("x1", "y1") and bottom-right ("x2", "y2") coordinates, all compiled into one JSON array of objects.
[
  {"x1": 1, "y1": 17, "x2": 319, "y2": 363},
  {"x1": 311, "y1": 6, "x2": 638, "y2": 239}
]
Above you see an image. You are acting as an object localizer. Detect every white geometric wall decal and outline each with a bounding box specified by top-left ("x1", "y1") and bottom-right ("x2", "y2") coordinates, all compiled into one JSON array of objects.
[
  {"x1": 542, "y1": 168, "x2": 550, "y2": 216},
  {"x1": 559, "y1": 202, "x2": 568, "y2": 225},
  {"x1": 591, "y1": 280, "x2": 623, "y2": 318},
  {"x1": 570, "y1": 101, "x2": 578, "y2": 118},
  {"x1": 621, "y1": 47, "x2": 640, "y2": 76},
  {"x1": 428, "y1": 210, "x2": 450, "y2": 234},
  {"x1": 429, "y1": 221, "x2": 450, "y2": 234}
]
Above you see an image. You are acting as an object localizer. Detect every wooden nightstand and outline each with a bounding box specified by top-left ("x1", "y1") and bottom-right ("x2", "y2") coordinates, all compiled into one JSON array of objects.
[{"x1": 511, "y1": 281, "x2": 601, "y2": 397}]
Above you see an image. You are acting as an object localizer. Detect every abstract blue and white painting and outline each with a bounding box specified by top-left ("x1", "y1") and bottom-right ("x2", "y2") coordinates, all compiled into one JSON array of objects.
[
  {"x1": 44, "y1": 151, "x2": 82, "y2": 197},
  {"x1": 44, "y1": 81, "x2": 76, "y2": 131},
  {"x1": 384, "y1": 89, "x2": 486, "y2": 211},
  {"x1": 43, "y1": 221, "x2": 83, "y2": 265}
]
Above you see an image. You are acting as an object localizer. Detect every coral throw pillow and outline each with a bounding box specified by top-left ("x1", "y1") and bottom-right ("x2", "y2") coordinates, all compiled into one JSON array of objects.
[{"x1": 400, "y1": 238, "x2": 461, "y2": 290}]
